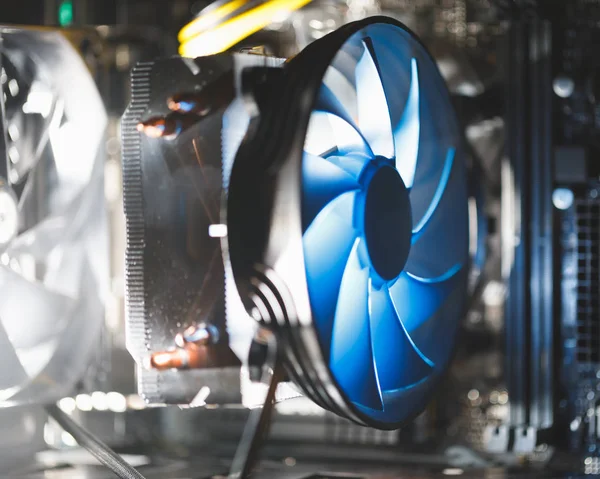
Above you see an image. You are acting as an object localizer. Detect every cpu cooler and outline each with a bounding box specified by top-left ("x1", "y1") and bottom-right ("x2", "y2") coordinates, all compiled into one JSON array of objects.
[{"x1": 123, "y1": 16, "x2": 468, "y2": 429}]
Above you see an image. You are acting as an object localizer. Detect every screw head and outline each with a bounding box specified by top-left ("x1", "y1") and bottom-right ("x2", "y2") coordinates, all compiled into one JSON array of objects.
[
  {"x1": 553, "y1": 75, "x2": 575, "y2": 98},
  {"x1": 552, "y1": 188, "x2": 574, "y2": 210}
]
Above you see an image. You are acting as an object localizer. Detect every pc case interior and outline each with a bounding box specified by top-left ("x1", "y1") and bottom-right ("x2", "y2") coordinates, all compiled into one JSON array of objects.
[{"x1": 1, "y1": 1, "x2": 600, "y2": 478}]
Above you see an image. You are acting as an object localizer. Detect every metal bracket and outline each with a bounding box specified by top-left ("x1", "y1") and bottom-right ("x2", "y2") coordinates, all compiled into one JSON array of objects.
[{"x1": 228, "y1": 328, "x2": 282, "y2": 479}]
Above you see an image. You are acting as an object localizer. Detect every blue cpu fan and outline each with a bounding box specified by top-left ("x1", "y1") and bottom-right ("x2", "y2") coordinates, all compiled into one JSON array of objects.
[{"x1": 228, "y1": 17, "x2": 468, "y2": 428}]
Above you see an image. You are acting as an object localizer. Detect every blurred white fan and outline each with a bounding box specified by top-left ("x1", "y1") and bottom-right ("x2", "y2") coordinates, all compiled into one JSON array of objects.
[{"x1": 0, "y1": 28, "x2": 107, "y2": 406}]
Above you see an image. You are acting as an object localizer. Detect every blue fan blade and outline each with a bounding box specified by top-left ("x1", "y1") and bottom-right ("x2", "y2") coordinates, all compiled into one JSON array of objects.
[
  {"x1": 330, "y1": 240, "x2": 383, "y2": 410},
  {"x1": 405, "y1": 147, "x2": 468, "y2": 279},
  {"x1": 324, "y1": 153, "x2": 371, "y2": 179},
  {"x1": 370, "y1": 284, "x2": 433, "y2": 391},
  {"x1": 404, "y1": 79, "x2": 458, "y2": 237},
  {"x1": 355, "y1": 39, "x2": 395, "y2": 160},
  {"x1": 405, "y1": 276, "x2": 464, "y2": 365},
  {"x1": 328, "y1": 42, "x2": 363, "y2": 90},
  {"x1": 394, "y1": 58, "x2": 420, "y2": 189},
  {"x1": 305, "y1": 111, "x2": 373, "y2": 158},
  {"x1": 316, "y1": 83, "x2": 360, "y2": 133},
  {"x1": 388, "y1": 264, "x2": 462, "y2": 333},
  {"x1": 304, "y1": 191, "x2": 358, "y2": 353},
  {"x1": 412, "y1": 147, "x2": 455, "y2": 241},
  {"x1": 302, "y1": 152, "x2": 359, "y2": 229}
]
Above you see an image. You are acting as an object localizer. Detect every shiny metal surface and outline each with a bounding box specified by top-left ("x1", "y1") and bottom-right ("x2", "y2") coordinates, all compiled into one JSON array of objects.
[{"x1": 122, "y1": 53, "x2": 289, "y2": 405}]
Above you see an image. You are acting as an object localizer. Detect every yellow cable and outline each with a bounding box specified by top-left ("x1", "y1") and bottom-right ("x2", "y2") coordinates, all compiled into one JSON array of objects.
[
  {"x1": 178, "y1": 0, "x2": 249, "y2": 43},
  {"x1": 179, "y1": 0, "x2": 313, "y2": 57}
]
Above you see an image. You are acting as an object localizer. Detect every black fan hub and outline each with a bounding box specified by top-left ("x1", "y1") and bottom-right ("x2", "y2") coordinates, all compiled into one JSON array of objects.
[{"x1": 363, "y1": 164, "x2": 412, "y2": 281}]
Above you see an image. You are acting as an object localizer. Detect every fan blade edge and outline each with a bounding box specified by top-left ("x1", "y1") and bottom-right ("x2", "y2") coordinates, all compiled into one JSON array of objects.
[
  {"x1": 304, "y1": 191, "x2": 358, "y2": 352},
  {"x1": 355, "y1": 37, "x2": 395, "y2": 160},
  {"x1": 394, "y1": 58, "x2": 420, "y2": 188},
  {"x1": 388, "y1": 263, "x2": 462, "y2": 333},
  {"x1": 412, "y1": 146, "x2": 455, "y2": 241},
  {"x1": 330, "y1": 240, "x2": 383, "y2": 410},
  {"x1": 370, "y1": 284, "x2": 433, "y2": 392},
  {"x1": 302, "y1": 151, "x2": 359, "y2": 228}
]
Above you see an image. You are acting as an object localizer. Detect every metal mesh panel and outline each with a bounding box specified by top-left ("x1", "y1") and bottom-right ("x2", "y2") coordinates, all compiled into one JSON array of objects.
[{"x1": 575, "y1": 196, "x2": 600, "y2": 365}]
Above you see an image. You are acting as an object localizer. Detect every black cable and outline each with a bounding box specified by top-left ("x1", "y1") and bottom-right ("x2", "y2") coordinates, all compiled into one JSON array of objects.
[{"x1": 45, "y1": 405, "x2": 147, "y2": 479}]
